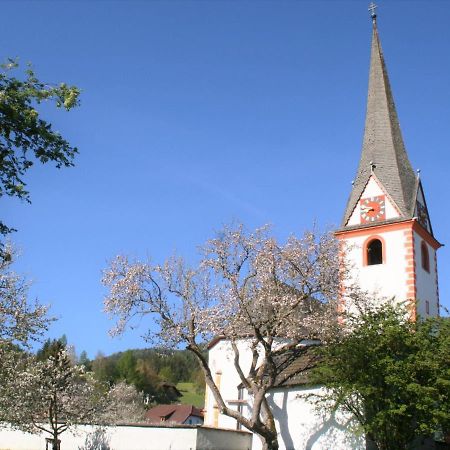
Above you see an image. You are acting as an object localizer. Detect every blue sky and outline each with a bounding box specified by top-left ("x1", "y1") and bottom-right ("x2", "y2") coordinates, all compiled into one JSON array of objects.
[{"x1": 3, "y1": 1, "x2": 450, "y2": 358}]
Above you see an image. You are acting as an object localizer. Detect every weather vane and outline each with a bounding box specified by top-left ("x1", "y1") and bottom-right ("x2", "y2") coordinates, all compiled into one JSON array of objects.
[{"x1": 368, "y1": 2, "x2": 377, "y2": 23}]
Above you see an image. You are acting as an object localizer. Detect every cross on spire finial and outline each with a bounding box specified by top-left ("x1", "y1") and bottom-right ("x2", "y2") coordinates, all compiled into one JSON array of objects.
[{"x1": 368, "y1": 2, "x2": 377, "y2": 23}]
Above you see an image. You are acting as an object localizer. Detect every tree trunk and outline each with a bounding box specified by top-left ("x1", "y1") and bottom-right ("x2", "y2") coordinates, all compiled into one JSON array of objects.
[
  {"x1": 52, "y1": 432, "x2": 60, "y2": 450},
  {"x1": 260, "y1": 433, "x2": 279, "y2": 450}
]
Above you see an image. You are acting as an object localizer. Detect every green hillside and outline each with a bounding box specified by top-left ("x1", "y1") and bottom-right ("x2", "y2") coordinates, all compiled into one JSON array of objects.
[{"x1": 177, "y1": 382, "x2": 204, "y2": 408}]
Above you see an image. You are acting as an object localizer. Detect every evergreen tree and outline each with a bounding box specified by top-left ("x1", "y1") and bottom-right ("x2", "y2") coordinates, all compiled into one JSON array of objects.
[
  {"x1": 92, "y1": 352, "x2": 118, "y2": 385},
  {"x1": 78, "y1": 350, "x2": 92, "y2": 371},
  {"x1": 36, "y1": 335, "x2": 66, "y2": 361}
]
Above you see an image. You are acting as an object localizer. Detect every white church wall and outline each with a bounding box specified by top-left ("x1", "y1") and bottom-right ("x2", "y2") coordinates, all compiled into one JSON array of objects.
[
  {"x1": 265, "y1": 387, "x2": 364, "y2": 450},
  {"x1": 205, "y1": 339, "x2": 256, "y2": 429},
  {"x1": 206, "y1": 340, "x2": 364, "y2": 450},
  {"x1": 205, "y1": 338, "x2": 289, "y2": 430},
  {"x1": 414, "y1": 232, "x2": 439, "y2": 318}
]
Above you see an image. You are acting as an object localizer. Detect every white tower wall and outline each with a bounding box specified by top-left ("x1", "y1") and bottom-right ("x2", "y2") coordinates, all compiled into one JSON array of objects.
[
  {"x1": 338, "y1": 221, "x2": 440, "y2": 318},
  {"x1": 414, "y1": 231, "x2": 439, "y2": 317},
  {"x1": 341, "y1": 227, "x2": 410, "y2": 303}
]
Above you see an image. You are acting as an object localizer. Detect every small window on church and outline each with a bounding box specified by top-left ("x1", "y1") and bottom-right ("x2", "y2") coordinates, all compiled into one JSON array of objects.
[
  {"x1": 367, "y1": 239, "x2": 383, "y2": 265},
  {"x1": 421, "y1": 241, "x2": 430, "y2": 273},
  {"x1": 425, "y1": 300, "x2": 430, "y2": 315}
]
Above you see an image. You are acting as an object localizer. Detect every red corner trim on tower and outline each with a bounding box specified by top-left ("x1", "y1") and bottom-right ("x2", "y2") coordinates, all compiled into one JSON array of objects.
[{"x1": 404, "y1": 228, "x2": 417, "y2": 321}]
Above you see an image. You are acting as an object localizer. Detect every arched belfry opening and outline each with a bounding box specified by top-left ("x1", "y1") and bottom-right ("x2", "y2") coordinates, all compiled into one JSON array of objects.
[{"x1": 367, "y1": 239, "x2": 383, "y2": 265}]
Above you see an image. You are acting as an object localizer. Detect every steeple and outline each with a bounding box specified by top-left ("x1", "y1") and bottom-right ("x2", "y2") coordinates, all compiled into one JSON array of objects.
[
  {"x1": 336, "y1": 8, "x2": 441, "y2": 322},
  {"x1": 342, "y1": 16, "x2": 418, "y2": 227}
]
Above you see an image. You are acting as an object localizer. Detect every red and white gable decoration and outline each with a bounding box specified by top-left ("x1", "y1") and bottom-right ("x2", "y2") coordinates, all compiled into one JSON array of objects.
[{"x1": 346, "y1": 176, "x2": 400, "y2": 226}]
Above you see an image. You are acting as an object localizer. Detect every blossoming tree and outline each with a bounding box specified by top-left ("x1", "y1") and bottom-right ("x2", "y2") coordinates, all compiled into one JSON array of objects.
[
  {"x1": 0, "y1": 250, "x2": 145, "y2": 447},
  {"x1": 106, "y1": 380, "x2": 146, "y2": 423},
  {"x1": 5, "y1": 346, "x2": 147, "y2": 450},
  {"x1": 102, "y1": 224, "x2": 342, "y2": 450},
  {"x1": 0, "y1": 247, "x2": 51, "y2": 421},
  {"x1": 7, "y1": 348, "x2": 108, "y2": 450},
  {"x1": 0, "y1": 247, "x2": 49, "y2": 348}
]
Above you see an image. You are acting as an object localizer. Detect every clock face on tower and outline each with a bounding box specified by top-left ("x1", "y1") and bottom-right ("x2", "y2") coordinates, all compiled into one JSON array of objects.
[
  {"x1": 417, "y1": 201, "x2": 429, "y2": 229},
  {"x1": 360, "y1": 195, "x2": 386, "y2": 223}
]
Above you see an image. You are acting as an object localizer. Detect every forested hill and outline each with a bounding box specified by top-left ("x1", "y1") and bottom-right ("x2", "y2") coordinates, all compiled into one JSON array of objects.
[
  {"x1": 91, "y1": 348, "x2": 206, "y2": 406},
  {"x1": 37, "y1": 338, "x2": 206, "y2": 407}
]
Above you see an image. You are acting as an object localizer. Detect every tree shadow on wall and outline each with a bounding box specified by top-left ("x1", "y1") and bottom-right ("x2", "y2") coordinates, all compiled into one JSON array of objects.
[
  {"x1": 78, "y1": 428, "x2": 113, "y2": 450},
  {"x1": 304, "y1": 409, "x2": 363, "y2": 450},
  {"x1": 268, "y1": 390, "x2": 364, "y2": 450},
  {"x1": 267, "y1": 391, "x2": 295, "y2": 450}
]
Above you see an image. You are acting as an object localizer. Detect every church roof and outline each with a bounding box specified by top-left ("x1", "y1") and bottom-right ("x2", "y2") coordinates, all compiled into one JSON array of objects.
[
  {"x1": 273, "y1": 349, "x2": 319, "y2": 387},
  {"x1": 342, "y1": 19, "x2": 418, "y2": 226},
  {"x1": 260, "y1": 345, "x2": 320, "y2": 388}
]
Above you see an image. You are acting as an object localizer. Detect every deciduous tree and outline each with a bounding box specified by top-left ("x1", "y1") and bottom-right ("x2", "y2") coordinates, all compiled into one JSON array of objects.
[
  {"x1": 92, "y1": 352, "x2": 118, "y2": 385},
  {"x1": 311, "y1": 301, "x2": 450, "y2": 450},
  {"x1": 103, "y1": 224, "x2": 341, "y2": 450},
  {"x1": 0, "y1": 60, "x2": 80, "y2": 238},
  {"x1": 8, "y1": 348, "x2": 108, "y2": 450},
  {"x1": 105, "y1": 381, "x2": 145, "y2": 423},
  {"x1": 0, "y1": 247, "x2": 52, "y2": 429},
  {"x1": 0, "y1": 246, "x2": 50, "y2": 347}
]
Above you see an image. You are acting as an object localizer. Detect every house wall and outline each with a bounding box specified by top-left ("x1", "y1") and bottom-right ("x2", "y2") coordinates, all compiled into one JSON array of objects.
[
  {"x1": 185, "y1": 415, "x2": 204, "y2": 426},
  {"x1": 0, "y1": 424, "x2": 252, "y2": 450}
]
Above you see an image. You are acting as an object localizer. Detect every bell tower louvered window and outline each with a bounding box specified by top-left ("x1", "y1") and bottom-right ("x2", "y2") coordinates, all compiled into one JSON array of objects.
[{"x1": 367, "y1": 239, "x2": 383, "y2": 265}]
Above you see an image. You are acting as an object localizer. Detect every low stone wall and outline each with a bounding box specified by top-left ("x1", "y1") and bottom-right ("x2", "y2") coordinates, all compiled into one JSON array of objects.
[{"x1": 0, "y1": 424, "x2": 252, "y2": 450}]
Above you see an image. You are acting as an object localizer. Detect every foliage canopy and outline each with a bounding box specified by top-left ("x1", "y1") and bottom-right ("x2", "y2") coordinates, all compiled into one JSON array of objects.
[
  {"x1": 312, "y1": 301, "x2": 450, "y2": 450},
  {"x1": 0, "y1": 60, "x2": 79, "y2": 236}
]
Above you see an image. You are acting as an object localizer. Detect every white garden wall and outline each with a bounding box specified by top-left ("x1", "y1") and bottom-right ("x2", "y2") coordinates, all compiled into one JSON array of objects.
[{"x1": 0, "y1": 424, "x2": 252, "y2": 450}]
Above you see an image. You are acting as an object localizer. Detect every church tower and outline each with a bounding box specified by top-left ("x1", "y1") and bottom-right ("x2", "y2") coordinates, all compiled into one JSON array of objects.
[{"x1": 335, "y1": 9, "x2": 441, "y2": 318}]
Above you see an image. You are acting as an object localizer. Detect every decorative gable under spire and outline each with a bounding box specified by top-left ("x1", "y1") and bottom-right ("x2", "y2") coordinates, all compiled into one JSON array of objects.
[{"x1": 342, "y1": 20, "x2": 418, "y2": 227}]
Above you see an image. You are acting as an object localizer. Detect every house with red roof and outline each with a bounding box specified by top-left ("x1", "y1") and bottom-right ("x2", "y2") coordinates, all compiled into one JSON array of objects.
[{"x1": 145, "y1": 404, "x2": 204, "y2": 426}]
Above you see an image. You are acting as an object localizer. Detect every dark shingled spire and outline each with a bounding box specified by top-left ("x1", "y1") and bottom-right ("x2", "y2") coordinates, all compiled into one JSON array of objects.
[{"x1": 342, "y1": 20, "x2": 418, "y2": 226}]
